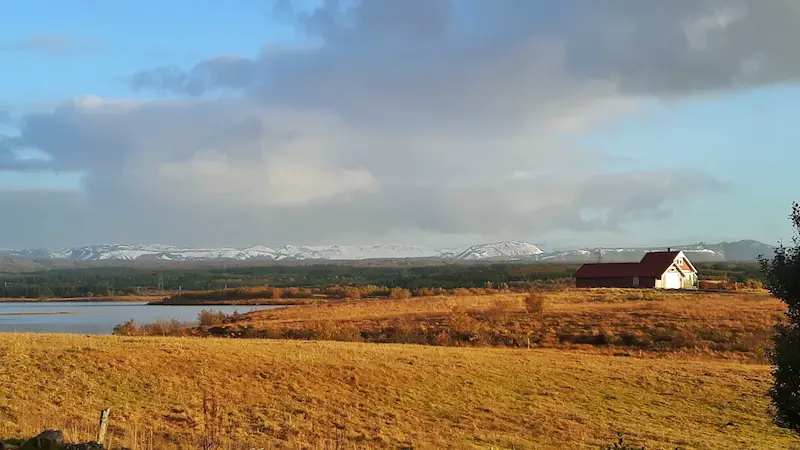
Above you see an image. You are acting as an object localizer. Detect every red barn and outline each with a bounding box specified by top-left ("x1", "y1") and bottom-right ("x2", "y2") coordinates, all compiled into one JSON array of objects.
[{"x1": 574, "y1": 250, "x2": 698, "y2": 289}]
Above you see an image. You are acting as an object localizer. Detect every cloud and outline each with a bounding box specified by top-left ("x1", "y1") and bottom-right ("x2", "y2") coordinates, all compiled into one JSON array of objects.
[
  {"x1": 130, "y1": 56, "x2": 259, "y2": 96},
  {"x1": 7, "y1": 0, "x2": 785, "y2": 248},
  {"x1": 135, "y1": 0, "x2": 800, "y2": 99},
  {"x1": 0, "y1": 34, "x2": 100, "y2": 55}
]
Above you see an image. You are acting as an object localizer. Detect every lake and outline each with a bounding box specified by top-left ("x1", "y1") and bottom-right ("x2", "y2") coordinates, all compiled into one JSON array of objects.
[{"x1": 0, "y1": 302, "x2": 281, "y2": 334}]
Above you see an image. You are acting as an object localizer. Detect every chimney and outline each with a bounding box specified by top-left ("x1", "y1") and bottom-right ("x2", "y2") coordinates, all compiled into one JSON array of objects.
[{"x1": 667, "y1": 247, "x2": 672, "y2": 252}]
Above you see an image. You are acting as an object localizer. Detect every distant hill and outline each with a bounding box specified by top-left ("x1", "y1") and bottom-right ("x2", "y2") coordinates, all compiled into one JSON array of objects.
[
  {"x1": 0, "y1": 240, "x2": 775, "y2": 272},
  {"x1": 718, "y1": 240, "x2": 777, "y2": 261},
  {"x1": 0, "y1": 255, "x2": 49, "y2": 273},
  {"x1": 540, "y1": 240, "x2": 775, "y2": 263}
]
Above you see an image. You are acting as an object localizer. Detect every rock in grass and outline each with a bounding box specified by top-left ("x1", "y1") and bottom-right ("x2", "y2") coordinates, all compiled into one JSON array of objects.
[
  {"x1": 19, "y1": 430, "x2": 64, "y2": 450},
  {"x1": 0, "y1": 440, "x2": 22, "y2": 450},
  {"x1": 64, "y1": 443, "x2": 105, "y2": 450}
]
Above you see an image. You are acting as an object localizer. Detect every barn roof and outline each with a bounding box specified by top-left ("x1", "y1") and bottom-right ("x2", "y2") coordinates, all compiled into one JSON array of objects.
[
  {"x1": 574, "y1": 250, "x2": 695, "y2": 279},
  {"x1": 639, "y1": 251, "x2": 682, "y2": 277},
  {"x1": 574, "y1": 262, "x2": 643, "y2": 278},
  {"x1": 640, "y1": 251, "x2": 681, "y2": 268}
]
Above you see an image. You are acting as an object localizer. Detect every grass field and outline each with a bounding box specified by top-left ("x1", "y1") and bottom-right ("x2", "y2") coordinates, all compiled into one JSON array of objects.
[
  {"x1": 198, "y1": 289, "x2": 784, "y2": 362},
  {"x1": 0, "y1": 334, "x2": 796, "y2": 449}
]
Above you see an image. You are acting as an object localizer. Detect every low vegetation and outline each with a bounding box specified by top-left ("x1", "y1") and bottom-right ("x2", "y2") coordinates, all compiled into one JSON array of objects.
[
  {"x1": 0, "y1": 334, "x2": 794, "y2": 449},
  {"x1": 0, "y1": 260, "x2": 763, "y2": 299},
  {"x1": 146, "y1": 289, "x2": 778, "y2": 362}
]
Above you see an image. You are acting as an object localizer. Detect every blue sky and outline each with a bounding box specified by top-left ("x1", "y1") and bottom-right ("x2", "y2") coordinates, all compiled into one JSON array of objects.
[{"x1": 0, "y1": 0, "x2": 798, "y2": 249}]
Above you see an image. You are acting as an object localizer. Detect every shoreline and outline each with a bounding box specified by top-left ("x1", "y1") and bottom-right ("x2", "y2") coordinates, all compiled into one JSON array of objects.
[{"x1": 0, "y1": 296, "x2": 163, "y2": 303}]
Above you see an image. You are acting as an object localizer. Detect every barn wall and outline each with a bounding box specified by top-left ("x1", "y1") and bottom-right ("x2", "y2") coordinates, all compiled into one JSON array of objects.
[
  {"x1": 576, "y1": 277, "x2": 636, "y2": 288},
  {"x1": 639, "y1": 276, "x2": 657, "y2": 288}
]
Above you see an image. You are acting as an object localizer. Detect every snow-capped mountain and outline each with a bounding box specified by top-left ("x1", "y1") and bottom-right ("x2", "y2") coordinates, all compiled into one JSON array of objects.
[
  {"x1": 273, "y1": 244, "x2": 439, "y2": 260},
  {"x1": 5, "y1": 244, "x2": 278, "y2": 262},
  {"x1": 455, "y1": 241, "x2": 544, "y2": 260},
  {"x1": 0, "y1": 240, "x2": 772, "y2": 263}
]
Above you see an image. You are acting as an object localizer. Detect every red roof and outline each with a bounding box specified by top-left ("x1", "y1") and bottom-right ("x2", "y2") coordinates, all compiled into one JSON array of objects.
[
  {"x1": 639, "y1": 251, "x2": 682, "y2": 277},
  {"x1": 574, "y1": 251, "x2": 695, "y2": 279},
  {"x1": 574, "y1": 262, "x2": 643, "y2": 278}
]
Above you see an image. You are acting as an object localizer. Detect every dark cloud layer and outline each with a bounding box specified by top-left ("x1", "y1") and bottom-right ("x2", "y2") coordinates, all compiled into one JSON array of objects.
[{"x1": 3, "y1": 0, "x2": 790, "y2": 247}]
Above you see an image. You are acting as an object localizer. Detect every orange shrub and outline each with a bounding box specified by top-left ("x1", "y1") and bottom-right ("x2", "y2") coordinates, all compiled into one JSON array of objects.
[
  {"x1": 524, "y1": 291, "x2": 546, "y2": 313},
  {"x1": 389, "y1": 288, "x2": 412, "y2": 299}
]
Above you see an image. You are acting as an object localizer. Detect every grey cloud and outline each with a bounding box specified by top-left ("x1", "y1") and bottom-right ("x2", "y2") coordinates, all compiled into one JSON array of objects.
[
  {"x1": 2, "y1": 0, "x2": 751, "y2": 247},
  {"x1": 1, "y1": 96, "x2": 726, "y2": 247},
  {"x1": 140, "y1": 0, "x2": 800, "y2": 99},
  {"x1": 0, "y1": 136, "x2": 46, "y2": 170},
  {"x1": 130, "y1": 56, "x2": 257, "y2": 95}
]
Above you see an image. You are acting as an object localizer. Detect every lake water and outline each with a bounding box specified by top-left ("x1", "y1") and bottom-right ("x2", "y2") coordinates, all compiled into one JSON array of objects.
[{"x1": 0, "y1": 302, "x2": 281, "y2": 334}]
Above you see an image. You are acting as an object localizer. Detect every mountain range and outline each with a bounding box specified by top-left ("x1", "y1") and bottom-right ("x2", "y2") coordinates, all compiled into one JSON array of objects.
[{"x1": 0, "y1": 240, "x2": 775, "y2": 264}]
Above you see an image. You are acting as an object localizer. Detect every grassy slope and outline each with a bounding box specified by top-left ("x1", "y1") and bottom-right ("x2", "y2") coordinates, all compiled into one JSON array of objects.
[
  {"x1": 0, "y1": 334, "x2": 795, "y2": 449},
  {"x1": 212, "y1": 289, "x2": 784, "y2": 361}
]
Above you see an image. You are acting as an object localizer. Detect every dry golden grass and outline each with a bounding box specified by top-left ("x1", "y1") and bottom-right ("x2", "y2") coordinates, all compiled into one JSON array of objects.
[
  {"x1": 0, "y1": 334, "x2": 796, "y2": 449},
  {"x1": 207, "y1": 289, "x2": 785, "y2": 361}
]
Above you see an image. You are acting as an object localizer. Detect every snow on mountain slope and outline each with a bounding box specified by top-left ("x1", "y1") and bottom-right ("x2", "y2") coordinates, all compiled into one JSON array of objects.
[
  {"x1": 2, "y1": 245, "x2": 277, "y2": 262},
  {"x1": 541, "y1": 244, "x2": 729, "y2": 262},
  {"x1": 0, "y1": 240, "x2": 771, "y2": 262},
  {"x1": 455, "y1": 241, "x2": 544, "y2": 260},
  {"x1": 275, "y1": 244, "x2": 439, "y2": 260}
]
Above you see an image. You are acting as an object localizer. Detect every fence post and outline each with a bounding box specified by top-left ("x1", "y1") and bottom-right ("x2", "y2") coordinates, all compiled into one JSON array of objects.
[{"x1": 97, "y1": 408, "x2": 111, "y2": 444}]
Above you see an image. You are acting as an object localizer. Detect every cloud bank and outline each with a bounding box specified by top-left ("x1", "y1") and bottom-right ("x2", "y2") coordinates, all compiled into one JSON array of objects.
[{"x1": 3, "y1": 0, "x2": 798, "y2": 248}]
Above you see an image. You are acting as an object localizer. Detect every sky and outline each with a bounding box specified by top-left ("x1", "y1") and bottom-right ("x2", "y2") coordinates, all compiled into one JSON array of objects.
[{"x1": 0, "y1": 0, "x2": 798, "y2": 250}]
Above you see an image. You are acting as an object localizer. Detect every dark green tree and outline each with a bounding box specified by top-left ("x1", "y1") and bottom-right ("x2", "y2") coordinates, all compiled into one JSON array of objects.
[{"x1": 759, "y1": 202, "x2": 800, "y2": 432}]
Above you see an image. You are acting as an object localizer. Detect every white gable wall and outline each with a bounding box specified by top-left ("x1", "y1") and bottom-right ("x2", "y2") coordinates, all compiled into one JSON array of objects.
[{"x1": 655, "y1": 254, "x2": 698, "y2": 289}]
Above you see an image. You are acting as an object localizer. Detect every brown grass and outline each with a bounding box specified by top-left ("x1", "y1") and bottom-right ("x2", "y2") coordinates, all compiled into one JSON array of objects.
[
  {"x1": 0, "y1": 334, "x2": 796, "y2": 449},
  {"x1": 203, "y1": 288, "x2": 784, "y2": 362}
]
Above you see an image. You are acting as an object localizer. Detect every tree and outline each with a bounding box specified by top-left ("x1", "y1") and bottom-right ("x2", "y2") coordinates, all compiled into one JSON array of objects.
[{"x1": 759, "y1": 202, "x2": 800, "y2": 432}]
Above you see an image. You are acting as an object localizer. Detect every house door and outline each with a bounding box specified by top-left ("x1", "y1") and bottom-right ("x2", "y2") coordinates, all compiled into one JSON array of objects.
[{"x1": 664, "y1": 272, "x2": 681, "y2": 289}]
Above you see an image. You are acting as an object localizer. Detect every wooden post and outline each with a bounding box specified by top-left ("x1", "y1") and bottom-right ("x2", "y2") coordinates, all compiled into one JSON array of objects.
[{"x1": 97, "y1": 408, "x2": 111, "y2": 444}]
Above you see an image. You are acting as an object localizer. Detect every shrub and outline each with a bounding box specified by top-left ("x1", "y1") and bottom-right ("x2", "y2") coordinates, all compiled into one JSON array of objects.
[
  {"x1": 413, "y1": 288, "x2": 435, "y2": 297},
  {"x1": 344, "y1": 287, "x2": 361, "y2": 299},
  {"x1": 446, "y1": 312, "x2": 483, "y2": 343},
  {"x1": 198, "y1": 309, "x2": 229, "y2": 326},
  {"x1": 745, "y1": 278, "x2": 764, "y2": 289},
  {"x1": 525, "y1": 291, "x2": 546, "y2": 313},
  {"x1": 282, "y1": 287, "x2": 313, "y2": 298},
  {"x1": 139, "y1": 319, "x2": 184, "y2": 336},
  {"x1": 484, "y1": 299, "x2": 518, "y2": 322},
  {"x1": 389, "y1": 288, "x2": 412, "y2": 299},
  {"x1": 113, "y1": 319, "x2": 138, "y2": 336}
]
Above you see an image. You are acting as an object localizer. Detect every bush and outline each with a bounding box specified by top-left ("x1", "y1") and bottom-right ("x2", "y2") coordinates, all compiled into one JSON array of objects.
[
  {"x1": 525, "y1": 291, "x2": 546, "y2": 313},
  {"x1": 344, "y1": 287, "x2": 361, "y2": 299},
  {"x1": 389, "y1": 288, "x2": 412, "y2": 299},
  {"x1": 446, "y1": 312, "x2": 483, "y2": 343},
  {"x1": 139, "y1": 319, "x2": 184, "y2": 336},
  {"x1": 484, "y1": 299, "x2": 517, "y2": 322},
  {"x1": 745, "y1": 278, "x2": 764, "y2": 289},
  {"x1": 112, "y1": 319, "x2": 137, "y2": 336},
  {"x1": 198, "y1": 309, "x2": 229, "y2": 326}
]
